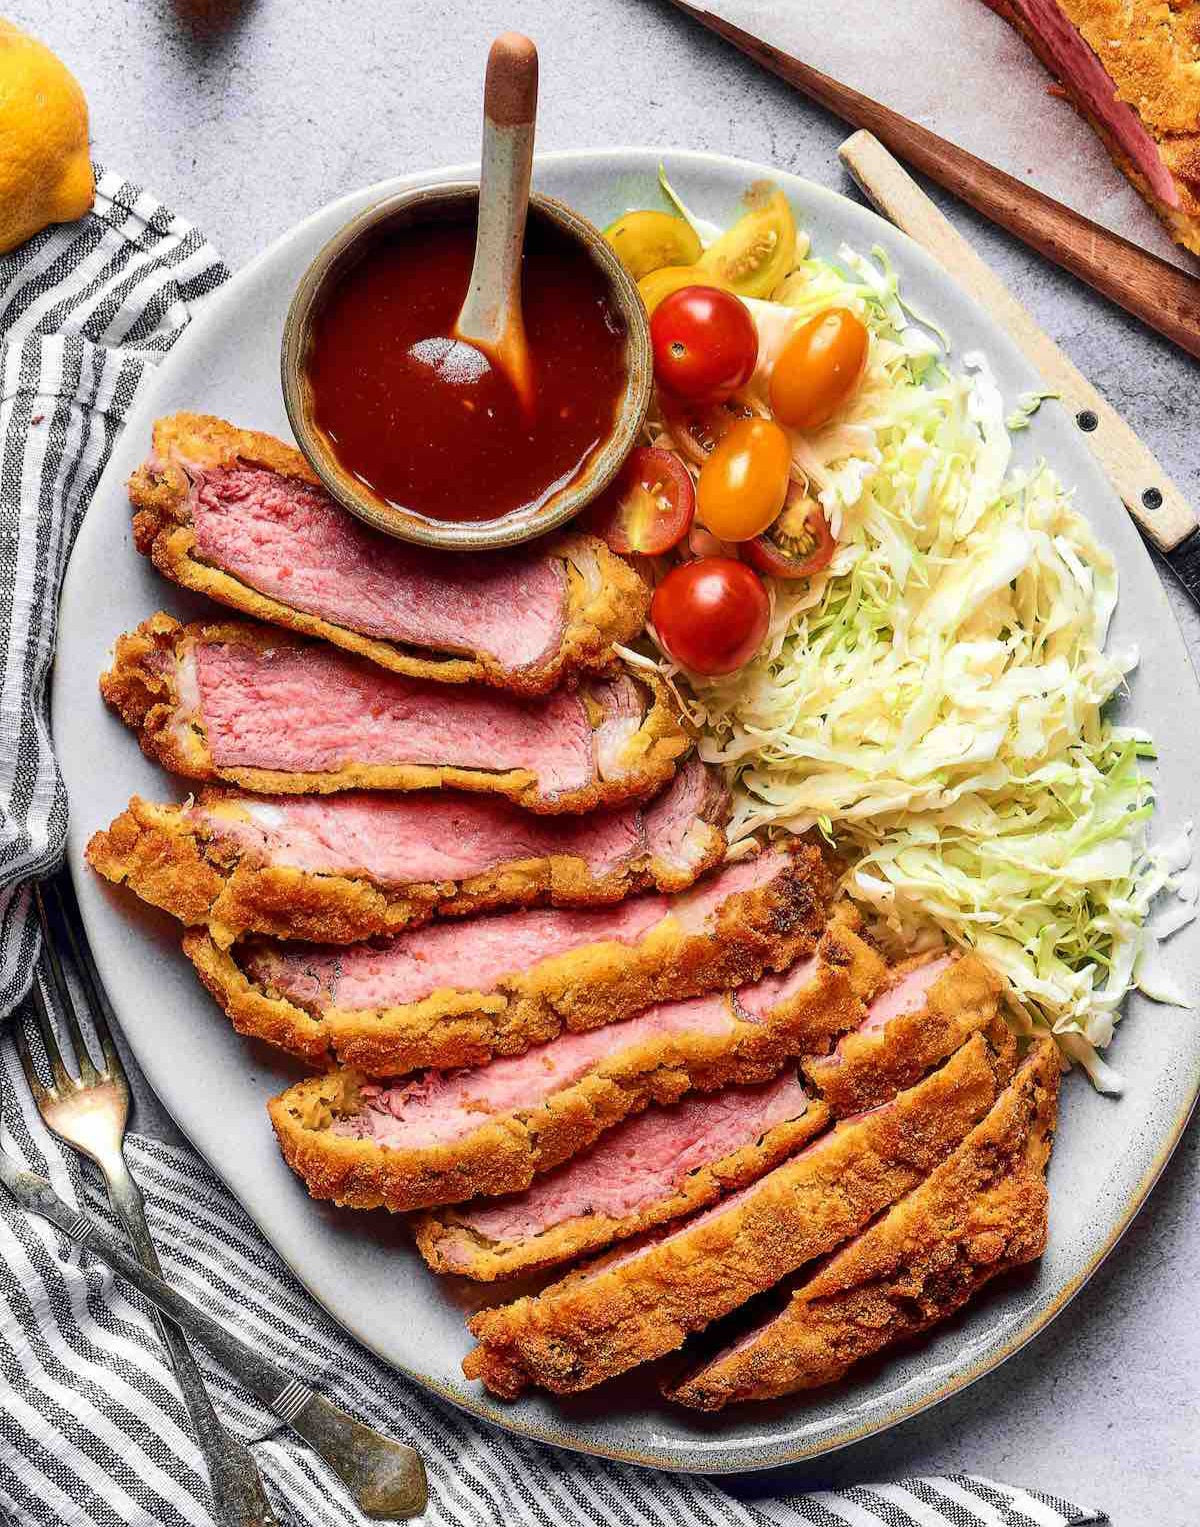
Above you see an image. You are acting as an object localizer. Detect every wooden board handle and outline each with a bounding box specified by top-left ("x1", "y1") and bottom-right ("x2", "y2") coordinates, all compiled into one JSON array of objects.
[
  {"x1": 666, "y1": 2, "x2": 1200, "y2": 363},
  {"x1": 837, "y1": 131, "x2": 1196, "y2": 553}
]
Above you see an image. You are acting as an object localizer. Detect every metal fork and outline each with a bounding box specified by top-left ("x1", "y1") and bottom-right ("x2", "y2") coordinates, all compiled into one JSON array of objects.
[{"x1": 15, "y1": 879, "x2": 279, "y2": 1527}]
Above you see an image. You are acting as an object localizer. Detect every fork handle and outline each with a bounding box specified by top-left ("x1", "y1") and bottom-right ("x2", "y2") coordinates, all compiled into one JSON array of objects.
[
  {"x1": 28, "y1": 1182, "x2": 429, "y2": 1520},
  {"x1": 105, "y1": 1169, "x2": 280, "y2": 1527}
]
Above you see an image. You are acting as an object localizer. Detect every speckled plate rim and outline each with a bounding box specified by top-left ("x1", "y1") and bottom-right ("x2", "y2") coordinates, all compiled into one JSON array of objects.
[{"x1": 53, "y1": 146, "x2": 1200, "y2": 1475}]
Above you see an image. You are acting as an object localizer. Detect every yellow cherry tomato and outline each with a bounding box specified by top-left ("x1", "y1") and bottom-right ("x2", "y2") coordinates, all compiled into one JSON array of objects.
[
  {"x1": 769, "y1": 308, "x2": 869, "y2": 432},
  {"x1": 699, "y1": 186, "x2": 797, "y2": 299},
  {"x1": 696, "y1": 417, "x2": 792, "y2": 542},
  {"x1": 604, "y1": 210, "x2": 702, "y2": 280},
  {"x1": 638, "y1": 264, "x2": 732, "y2": 315}
]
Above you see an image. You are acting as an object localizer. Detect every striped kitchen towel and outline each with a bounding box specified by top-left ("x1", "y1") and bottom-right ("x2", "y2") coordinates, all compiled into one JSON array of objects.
[{"x1": 0, "y1": 172, "x2": 1106, "y2": 1527}]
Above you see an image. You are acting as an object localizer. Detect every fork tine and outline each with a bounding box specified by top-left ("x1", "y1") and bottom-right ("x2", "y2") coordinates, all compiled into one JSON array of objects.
[
  {"x1": 33, "y1": 885, "x2": 100, "y2": 1085},
  {"x1": 13, "y1": 1001, "x2": 52, "y2": 1107},
  {"x1": 28, "y1": 971, "x2": 74, "y2": 1093},
  {"x1": 47, "y1": 875, "x2": 123, "y2": 1080}
]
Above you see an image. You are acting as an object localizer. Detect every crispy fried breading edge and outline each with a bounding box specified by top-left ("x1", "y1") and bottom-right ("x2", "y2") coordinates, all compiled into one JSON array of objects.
[
  {"x1": 266, "y1": 916, "x2": 881, "y2": 1214},
  {"x1": 993, "y1": 0, "x2": 1200, "y2": 255},
  {"x1": 412, "y1": 911, "x2": 885, "y2": 1277},
  {"x1": 461, "y1": 1034, "x2": 1007, "y2": 1398},
  {"x1": 666, "y1": 1040, "x2": 1060, "y2": 1409},
  {"x1": 186, "y1": 843, "x2": 837, "y2": 1073},
  {"x1": 802, "y1": 951, "x2": 1003, "y2": 1114},
  {"x1": 84, "y1": 777, "x2": 728, "y2": 948},
  {"x1": 98, "y1": 612, "x2": 691, "y2": 813},
  {"x1": 127, "y1": 412, "x2": 652, "y2": 694}
]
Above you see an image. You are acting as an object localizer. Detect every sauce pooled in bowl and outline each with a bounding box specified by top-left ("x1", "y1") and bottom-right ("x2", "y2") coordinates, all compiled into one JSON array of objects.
[{"x1": 305, "y1": 210, "x2": 629, "y2": 524}]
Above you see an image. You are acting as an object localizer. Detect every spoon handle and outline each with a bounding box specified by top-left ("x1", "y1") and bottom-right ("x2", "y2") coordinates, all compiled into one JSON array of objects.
[{"x1": 458, "y1": 33, "x2": 538, "y2": 409}]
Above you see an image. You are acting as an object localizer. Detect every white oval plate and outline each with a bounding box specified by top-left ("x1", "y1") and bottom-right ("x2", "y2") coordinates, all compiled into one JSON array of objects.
[{"x1": 53, "y1": 149, "x2": 1200, "y2": 1473}]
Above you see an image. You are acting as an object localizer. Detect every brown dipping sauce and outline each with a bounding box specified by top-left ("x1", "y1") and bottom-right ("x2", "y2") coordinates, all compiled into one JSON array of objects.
[{"x1": 306, "y1": 211, "x2": 628, "y2": 523}]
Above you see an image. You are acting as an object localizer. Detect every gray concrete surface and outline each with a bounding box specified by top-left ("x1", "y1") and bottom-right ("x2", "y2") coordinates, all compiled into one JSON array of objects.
[{"x1": 11, "y1": 0, "x2": 1200, "y2": 1521}]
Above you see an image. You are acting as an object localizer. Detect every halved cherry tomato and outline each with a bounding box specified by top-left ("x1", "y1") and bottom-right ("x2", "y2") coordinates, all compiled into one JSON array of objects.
[
  {"x1": 699, "y1": 186, "x2": 798, "y2": 299},
  {"x1": 652, "y1": 558, "x2": 770, "y2": 676},
  {"x1": 696, "y1": 416, "x2": 792, "y2": 543},
  {"x1": 744, "y1": 485, "x2": 836, "y2": 580},
  {"x1": 769, "y1": 307, "x2": 869, "y2": 432},
  {"x1": 586, "y1": 446, "x2": 694, "y2": 556},
  {"x1": 604, "y1": 210, "x2": 701, "y2": 280},
  {"x1": 659, "y1": 393, "x2": 756, "y2": 465},
  {"x1": 650, "y1": 286, "x2": 758, "y2": 404},
  {"x1": 637, "y1": 264, "x2": 732, "y2": 316}
]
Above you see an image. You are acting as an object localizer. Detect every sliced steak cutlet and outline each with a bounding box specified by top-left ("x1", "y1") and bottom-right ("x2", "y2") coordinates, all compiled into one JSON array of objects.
[
  {"x1": 128, "y1": 414, "x2": 650, "y2": 695},
  {"x1": 267, "y1": 908, "x2": 884, "y2": 1212},
  {"x1": 986, "y1": 0, "x2": 1200, "y2": 257},
  {"x1": 187, "y1": 845, "x2": 837, "y2": 1071},
  {"x1": 414, "y1": 944, "x2": 1001, "y2": 1282},
  {"x1": 100, "y1": 613, "x2": 687, "y2": 813},
  {"x1": 462, "y1": 1031, "x2": 1012, "y2": 1398},
  {"x1": 413, "y1": 1069, "x2": 822, "y2": 1283},
  {"x1": 85, "y1": 759, "x2": 729, "y2": 948},
  {"x1": 667, "y1": 1040, "x2": 1059, "y2": 1410},
  {"x1": 803, "y1": 950, "x2": 1002, "y2": 1114}
]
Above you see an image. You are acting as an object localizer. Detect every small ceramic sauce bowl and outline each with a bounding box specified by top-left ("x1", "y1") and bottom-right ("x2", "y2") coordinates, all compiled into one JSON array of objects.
[{"x1": 281, "y1": 183, "x2": 651, "y2": 551}]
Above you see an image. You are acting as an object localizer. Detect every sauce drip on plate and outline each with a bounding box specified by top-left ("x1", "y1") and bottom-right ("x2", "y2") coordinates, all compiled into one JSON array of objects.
[{"x1": 306, "y1": 213, "x2": 628, "y2": 524}]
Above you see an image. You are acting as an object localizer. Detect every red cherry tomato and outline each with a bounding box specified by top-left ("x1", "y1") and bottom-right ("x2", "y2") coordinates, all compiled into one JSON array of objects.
[
  {"x1": 659, "y1": 393, "x2": 757, "y2": 465},
  {"x1": 744, "y1": 485, "x2": 837, "y2": 580},
  {"x1": 651, "y1": 286, "x2": 758, "y2": 403},
  {"x1": 769, "y1": 307, "x2": 869, "y2": 432},
  {"x1": 586, "y1": 446, "x2": 695, "y2": 556},
  {"x1": 651, "y1": 557, "x2": 770, "y2": 676}
]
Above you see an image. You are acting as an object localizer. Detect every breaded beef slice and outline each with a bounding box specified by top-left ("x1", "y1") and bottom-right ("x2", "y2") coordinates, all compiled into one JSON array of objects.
[
  {"x1": 86, "y1": 758, "x2": 728, "y2": 948},
  {"x1": 412, "y1": 1069, "x2": 826, "y2": 1282},
  {"x1": 803, "y1": 949, "x2": 1002, "y2": 1113},
  {"x1": 128, "y1": 413, "x2": 650, "y2": 694},
  {"x1": 100, "y1": 613, "x2": 688, "y2": 813},
  {"x1": 188, "y1": 844, "x2": 839, "y2": 1072},
  {"x1": 414, "y1": 946, "x2": 1002, "y2": 1281},
  {"x1": 268, "y1": 909, "x2": 884, "y2": 1213},
  {"x1": 667, "y1": 1040, "x2": 1059, "y2": 1409},
  {"x1": 988, "y1": 0, "x2": 1200, "y2": 254},
  {"x1": 462, "y1": 1032, "x2": 1012, "y2": 1398}
]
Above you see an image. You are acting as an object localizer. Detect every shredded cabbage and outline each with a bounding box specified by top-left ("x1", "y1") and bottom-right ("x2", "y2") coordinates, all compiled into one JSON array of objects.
[{"x1": 659, "y1": 238, "x2": 1192, "y2": 1089}]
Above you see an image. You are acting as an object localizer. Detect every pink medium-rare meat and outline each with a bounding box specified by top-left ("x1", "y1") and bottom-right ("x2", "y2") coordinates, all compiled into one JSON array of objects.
[
  {"x1": 185, "y1": 844, "x2": 839, "y2": 1072},
  {"x1": 804, "y1": 951, "x2": 1002, "y2": 1115},
  {"x1": 413, "y1": 1071, "x2": 823, "y2": 1281},
  {"x1": 99, "y1": 613, "x2": 688, "y2": 812},
  {"x1": 666, "y1": 1041, "x2": 1059, "y2": 1410},
  {"x1": 85, "y1": 759, "x2": 729, "y2": 947},
  {"x1": 462, "y1": 1033, "x2": 1010, "y2": 1398},
  {"x1": 267, "y1": 908, "x2": 885, "y2": 1212},
  {"x1": 128, "y1": 413, "x2": 651, "y2": 693},
  {"x1": 985, "y1": 0, "x2": 1200, "y2": 256}
]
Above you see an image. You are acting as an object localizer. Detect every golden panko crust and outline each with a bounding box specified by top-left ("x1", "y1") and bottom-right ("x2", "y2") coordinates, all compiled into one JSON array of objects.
[
  {"x1": 84, "y1": 779, "x2": 729, "y2": 949},
  {"x1": 666, "y1": 1040, "x2": 1060, "y2": 1409},
  {"x1": 267, "y1": 913, "x2": 884, "y2": 1214},
  {"x1": 462, "y1": 1033, "x2": 1010, "y2": 1398},
  {"x1": 128, "y1": 412, "x2": 652, "y2": 695},
  {"x1": 993, "y1": 0, "x2": 1200, "y2": 254},
  {"x1": 185, "y1": 843, "x2": 840, "y2": 1073},
  {"x1": 98, "y1": 612, "x2": 690, "y2": 814},
  {"x1": 803, "y1": 951, "x2": 1003, "y2": 1114}
]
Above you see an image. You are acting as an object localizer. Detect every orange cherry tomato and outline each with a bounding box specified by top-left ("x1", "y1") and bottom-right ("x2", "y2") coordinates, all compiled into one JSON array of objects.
[
  {"x1": 696, "y1": 417, "x2": 792, "y2": 542},
  {"x1": 586, "y1": 446, "x2": 694, "y2": 556},
  {"x1": 769, "y1": 307, "x2": 869, "y2": 432},
  {"x1": 651, "y1": 558, "x2": 770, "y2": 676}
]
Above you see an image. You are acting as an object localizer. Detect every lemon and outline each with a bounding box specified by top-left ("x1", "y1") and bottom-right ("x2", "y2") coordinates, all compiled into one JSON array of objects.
[{"x1": 0, "y1": 21, "x2": 94, "y2": 256}]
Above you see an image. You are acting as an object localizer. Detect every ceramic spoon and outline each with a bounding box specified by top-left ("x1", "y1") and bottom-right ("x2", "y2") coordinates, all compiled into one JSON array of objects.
[{"x1": 453, "y1": 32, "x2": 538, "y2": 416}]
